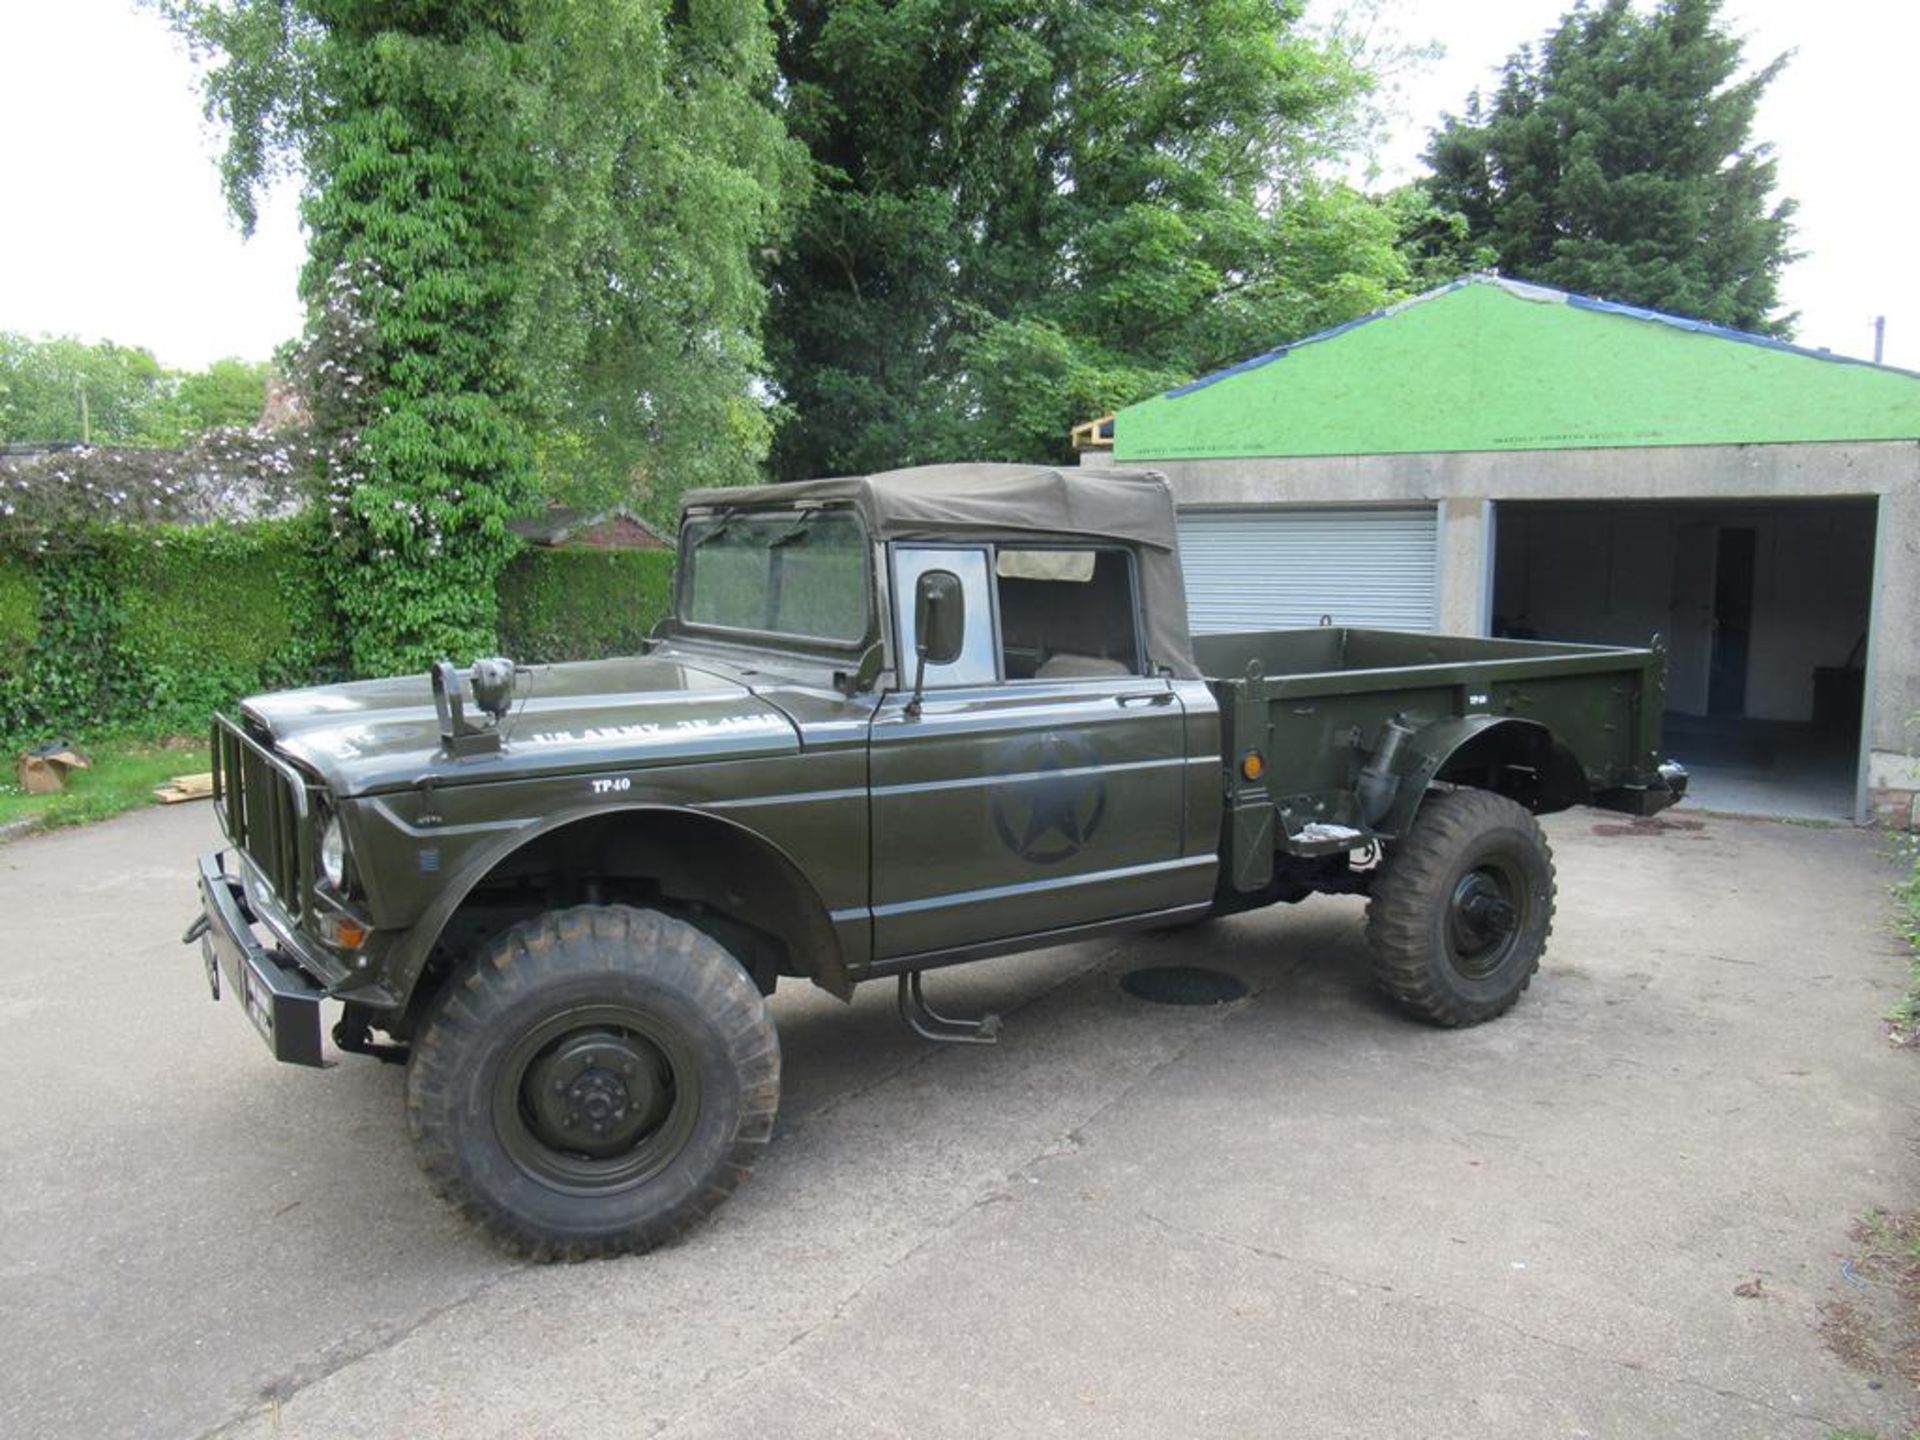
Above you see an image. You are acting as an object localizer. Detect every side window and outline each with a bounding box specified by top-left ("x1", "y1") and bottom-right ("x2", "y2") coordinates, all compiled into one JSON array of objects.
[
  {"x1": 996, "y1": 547, "x2": 1143, "y2": 680},
  {"x1": 893, "y1": 547, "x2": 998, "y2": 686}
]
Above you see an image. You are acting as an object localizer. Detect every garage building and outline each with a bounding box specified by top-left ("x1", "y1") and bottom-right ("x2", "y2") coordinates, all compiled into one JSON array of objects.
[{"x1": 1094, "y1": 276, "x2": 1920, "y2": 825}]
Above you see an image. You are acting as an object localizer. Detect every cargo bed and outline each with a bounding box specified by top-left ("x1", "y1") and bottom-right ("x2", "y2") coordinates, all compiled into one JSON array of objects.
[{"x1": 1195, "y1": 628, "x2": 1685, "y2": 876}]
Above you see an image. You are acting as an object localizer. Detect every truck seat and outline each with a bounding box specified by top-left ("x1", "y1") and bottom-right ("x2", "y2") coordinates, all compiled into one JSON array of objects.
[{"x1": 1035, "y1": 653, "x2": 1133, "y2": 680}]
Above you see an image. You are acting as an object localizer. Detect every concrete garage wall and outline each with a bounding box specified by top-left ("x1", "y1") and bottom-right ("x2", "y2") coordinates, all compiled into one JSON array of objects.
[
  {"x1": 1493, "y1": 502, "x2": 1876, "y2": 723},
  {"x1": 1122, "y1": 440, "x2": 1920, "y2": 823}
]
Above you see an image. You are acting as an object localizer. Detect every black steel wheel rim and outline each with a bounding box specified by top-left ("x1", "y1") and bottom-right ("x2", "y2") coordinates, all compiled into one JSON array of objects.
[
  {"x1": 1446, "y1": 861, "x2": 1523, "y2": 979},
  {"x1": 493, "y1": 1004, "x2": 702, "y2": 1195}
]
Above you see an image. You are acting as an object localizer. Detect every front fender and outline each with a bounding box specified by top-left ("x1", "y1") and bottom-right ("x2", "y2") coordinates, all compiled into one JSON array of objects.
[{"x1": 379, "y1": 800, "x2": 850, "y2": 1009}]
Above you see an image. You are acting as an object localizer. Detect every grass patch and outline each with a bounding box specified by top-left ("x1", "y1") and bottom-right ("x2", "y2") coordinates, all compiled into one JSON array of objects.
[
  {"x1": 1862, "y1": 1208, "x2": 1920, "y2": 1267},
  {"x1": 1820, "y1": 1207, "x2": 1920, "y2": 1412},
  {"x1": 1882, "y1": 823, "x2": 1920, "y2": 1041},
  {"x1": 1832, "y1": 839, "x2": 1920, "y2": 1440},
  {"x1": 0, "y1": 736, "x2": 209, "y2": 838}
]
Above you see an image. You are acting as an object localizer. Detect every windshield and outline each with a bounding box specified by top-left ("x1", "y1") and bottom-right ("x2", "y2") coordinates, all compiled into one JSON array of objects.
[{"x1": 681, "y1": 507, "x2": 871, "y2": 645}]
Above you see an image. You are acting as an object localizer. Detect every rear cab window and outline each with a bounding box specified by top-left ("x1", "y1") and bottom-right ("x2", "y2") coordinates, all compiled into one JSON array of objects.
[{"x1": 995, "y1": 546, "x2": 1143, "y2": 680}]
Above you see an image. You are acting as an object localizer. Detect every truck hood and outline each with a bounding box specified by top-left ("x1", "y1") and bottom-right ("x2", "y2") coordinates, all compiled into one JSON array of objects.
[{"x1": 240, "y1": 655, "x2": 800, "y2": 797}]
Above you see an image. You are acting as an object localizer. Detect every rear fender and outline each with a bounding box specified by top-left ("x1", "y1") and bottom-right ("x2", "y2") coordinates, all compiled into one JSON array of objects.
[{"x1": 1376, "y1": 717, "x2": 1588, "y2": 837}]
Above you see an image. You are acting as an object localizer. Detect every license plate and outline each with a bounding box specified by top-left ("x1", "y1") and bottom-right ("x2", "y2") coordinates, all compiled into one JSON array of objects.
[
  {"x1": 202, "y1": 899, "x2": 283, "y2": 1052},
  {"x1": 195, "y1": 856, "x2": 328, "y2": 1067}
]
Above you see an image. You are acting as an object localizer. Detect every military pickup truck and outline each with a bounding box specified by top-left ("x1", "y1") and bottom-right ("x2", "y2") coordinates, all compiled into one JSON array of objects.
[{"x1": 187, "y1": 462, "x2": 1685, "y2": 1257}]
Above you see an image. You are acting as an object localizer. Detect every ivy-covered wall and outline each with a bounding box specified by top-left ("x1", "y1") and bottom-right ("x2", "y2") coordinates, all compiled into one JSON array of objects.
[{"x1": 0, "y1": 528, "x2": 678, "y2": 742}]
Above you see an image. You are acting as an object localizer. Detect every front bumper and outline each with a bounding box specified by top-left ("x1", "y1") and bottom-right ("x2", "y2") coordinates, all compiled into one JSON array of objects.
[{"x1": 189, "y1": 851, "x2": 328, "y2": 1067}]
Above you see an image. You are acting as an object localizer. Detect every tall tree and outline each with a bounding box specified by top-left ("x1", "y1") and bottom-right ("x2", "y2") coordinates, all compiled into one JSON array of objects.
[
  {"x1": 175, "y1": 357, "x2": 272, "y2": 432},
  {"x1": 0, "y1": 336, "x2": 279, "y2": 446},
  {"x1": 161, "y1": 0, "x2": 800, "y2": 671},
  {"x1": 506, "y1": 2, "x2": 804, "y2": 518},
  {"x1": 767, "y1": 1, "x2": 1414, "y2": 478},
  {"x1": 1420, "y1": 0, "x2": 1796, "y2": 335},
  {"x1": 0, "y1": 334, "x2": 174, "y2": 445},
  {"x1": 164, "y1": 0, "x2": 544, "y2": 672}
]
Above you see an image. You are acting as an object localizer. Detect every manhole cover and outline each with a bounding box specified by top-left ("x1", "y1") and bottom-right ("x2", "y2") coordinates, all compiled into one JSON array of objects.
[{"x1": 1119, "y1": 965, "x2": 1247, "y2": 1007}]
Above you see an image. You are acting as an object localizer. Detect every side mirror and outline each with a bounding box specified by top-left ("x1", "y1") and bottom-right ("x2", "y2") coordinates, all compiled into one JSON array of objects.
[
  {"x1": 914, "y1": 569, "x2": 965, "y2": 666},
  {"x1": 908, "y1": 569, "x2": 965, "y2": 715}
]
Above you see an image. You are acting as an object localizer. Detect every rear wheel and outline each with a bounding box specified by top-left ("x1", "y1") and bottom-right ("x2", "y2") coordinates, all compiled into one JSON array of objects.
[
  {"x1": 406, "y1": 904, "x2": 779, "y2": 1260},
  {"x1": 1365, "y1": 789, "x2": 1555, "y2": 1027}
]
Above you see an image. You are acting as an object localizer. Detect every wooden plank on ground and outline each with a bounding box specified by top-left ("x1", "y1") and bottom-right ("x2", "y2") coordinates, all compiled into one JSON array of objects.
[{"x1": 153, "y1": 772, "x2": 214, "y2": 805}]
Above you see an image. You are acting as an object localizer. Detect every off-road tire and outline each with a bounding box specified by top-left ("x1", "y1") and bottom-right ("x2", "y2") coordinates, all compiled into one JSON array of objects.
[
  {"x1": 406, "y1": 905, "x2": 779, "y2": 1260},
  {"x1": 1365, "y1": 789, "x2": 1555, "y2": 1027}
]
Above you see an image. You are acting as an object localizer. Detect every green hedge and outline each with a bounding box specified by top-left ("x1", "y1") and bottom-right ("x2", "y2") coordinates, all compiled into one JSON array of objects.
[
  {"x1": 0, "y1": 521, "x2": 346, "y2": 743},
  {"x1": 113, "y1": 523, "x2": 340, "y2": 722},
  {"x1": 0, "y1": 554, "x2": 36, "y2": 670},
  {"x1": 498, "y1": 547, "x2": 676, "y2": 662},
  {"x1": 0, "y1": 529, "x2": 680, "y2": 743}
]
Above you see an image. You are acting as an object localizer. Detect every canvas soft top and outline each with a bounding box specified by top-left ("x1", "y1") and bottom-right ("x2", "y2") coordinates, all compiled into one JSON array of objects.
[
  {"x1": 680, "y1": 463, "x2": 1198, "y2": 677},
  {"x1": 681, "y1": 462, "x2": 1179, "y2": 549}
]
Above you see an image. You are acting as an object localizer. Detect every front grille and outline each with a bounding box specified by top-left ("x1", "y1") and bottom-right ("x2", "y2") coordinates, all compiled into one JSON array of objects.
[{"x1": 212, "y1": 715, "x2": 310, "y2": 918}]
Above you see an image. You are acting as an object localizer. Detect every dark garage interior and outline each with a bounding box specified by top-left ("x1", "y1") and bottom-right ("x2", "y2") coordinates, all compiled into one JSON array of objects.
[{"x1": 1493, "y1": 498, "x2": 1877, "y2": 819}]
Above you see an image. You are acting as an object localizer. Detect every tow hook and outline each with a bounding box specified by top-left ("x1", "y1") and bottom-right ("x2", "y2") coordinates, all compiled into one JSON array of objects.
[{"x1": 333, "y1": 1006, "x2": 411, "y2": 1065}]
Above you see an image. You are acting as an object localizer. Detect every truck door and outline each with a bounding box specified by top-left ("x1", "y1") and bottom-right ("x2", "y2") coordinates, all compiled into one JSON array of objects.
[{"x1": 867, "y1": 542, "x2": 1215, "y2": 962}]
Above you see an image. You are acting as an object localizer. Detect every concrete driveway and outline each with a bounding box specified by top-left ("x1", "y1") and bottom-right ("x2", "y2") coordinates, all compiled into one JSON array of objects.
[{"x1": 1, "y1": 803, "x2": 1914, "y2": 1440}]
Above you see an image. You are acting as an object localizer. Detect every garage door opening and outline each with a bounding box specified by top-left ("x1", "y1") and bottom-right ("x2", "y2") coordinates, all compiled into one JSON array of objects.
[{"x1": 1493, "y1": 499, "x2": 1876, "y2": 820}]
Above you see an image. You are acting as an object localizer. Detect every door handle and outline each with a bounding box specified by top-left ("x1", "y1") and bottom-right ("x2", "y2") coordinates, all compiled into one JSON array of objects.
[{"x1": 1116, "y1": 691, "x2": 1175, "y2": 708}]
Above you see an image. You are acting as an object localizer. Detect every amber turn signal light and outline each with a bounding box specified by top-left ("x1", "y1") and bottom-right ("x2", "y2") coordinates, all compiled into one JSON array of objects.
[
  {"x1": 318, "y1": 913, "x2": 369, "y2": 950},
  {"x1": 1240, "y1": 750, "x2": 1265, "y2": 781}
]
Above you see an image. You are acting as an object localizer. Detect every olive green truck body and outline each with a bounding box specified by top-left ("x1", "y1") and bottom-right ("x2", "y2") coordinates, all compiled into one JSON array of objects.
[{"x1": 188, "y1": 462, "x2": 1683, "y2": 1254}]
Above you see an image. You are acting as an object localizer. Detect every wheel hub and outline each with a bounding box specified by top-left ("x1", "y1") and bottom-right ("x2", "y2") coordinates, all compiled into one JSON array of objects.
[
  {"x1": 1448, "y1": 867, "x2": 1520, "y2": 976},
  {"x1": 524, "y1": 1031, "x2": 671, "y2": 1159},
  {"x1": 1457, "y1": 885, "x2": 1516, "y2": 940}
]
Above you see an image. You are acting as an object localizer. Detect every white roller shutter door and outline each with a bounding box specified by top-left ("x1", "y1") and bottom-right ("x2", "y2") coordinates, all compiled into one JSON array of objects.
[{"x1": 1176, "y1": 507, "x2": 1439, "y2": 633}]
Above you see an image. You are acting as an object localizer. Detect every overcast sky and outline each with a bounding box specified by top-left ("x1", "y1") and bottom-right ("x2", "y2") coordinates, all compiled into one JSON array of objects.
[{"x1": 0, "y1": 0, "x2": 1912, "y2": 371}]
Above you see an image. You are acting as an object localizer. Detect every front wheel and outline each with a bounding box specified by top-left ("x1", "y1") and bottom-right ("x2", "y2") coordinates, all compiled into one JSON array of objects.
[
  {"x1": 406, "y1": 905, "x2": 780, "y2": 1260},
  {"x1": 1365, "y1": 789, "x2": 1555, "y2": 1027}
]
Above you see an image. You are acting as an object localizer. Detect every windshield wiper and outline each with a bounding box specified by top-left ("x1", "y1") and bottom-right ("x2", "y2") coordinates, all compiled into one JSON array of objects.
[
  {"x1": 692, "y1": 506, "x2": 743, "y2": 547},
  {"x1": 766, "y1": 508, "x2": 824, "y2": 548}
]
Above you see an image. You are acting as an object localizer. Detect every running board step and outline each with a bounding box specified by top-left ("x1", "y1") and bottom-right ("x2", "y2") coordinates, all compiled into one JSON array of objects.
[{"x1": 898, "y1": 971, "x2": 1001, "y2": 1045}]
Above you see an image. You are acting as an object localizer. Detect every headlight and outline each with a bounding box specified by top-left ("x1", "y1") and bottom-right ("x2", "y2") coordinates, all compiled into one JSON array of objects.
[{"x1": 320, "y1": 815, "x2": 347, "y2": 889}]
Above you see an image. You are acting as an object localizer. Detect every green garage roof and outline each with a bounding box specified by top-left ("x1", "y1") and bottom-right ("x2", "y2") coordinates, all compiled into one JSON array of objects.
[{"x1": 1113, "y1": 276, "x2": 1920, "y2": 461}]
